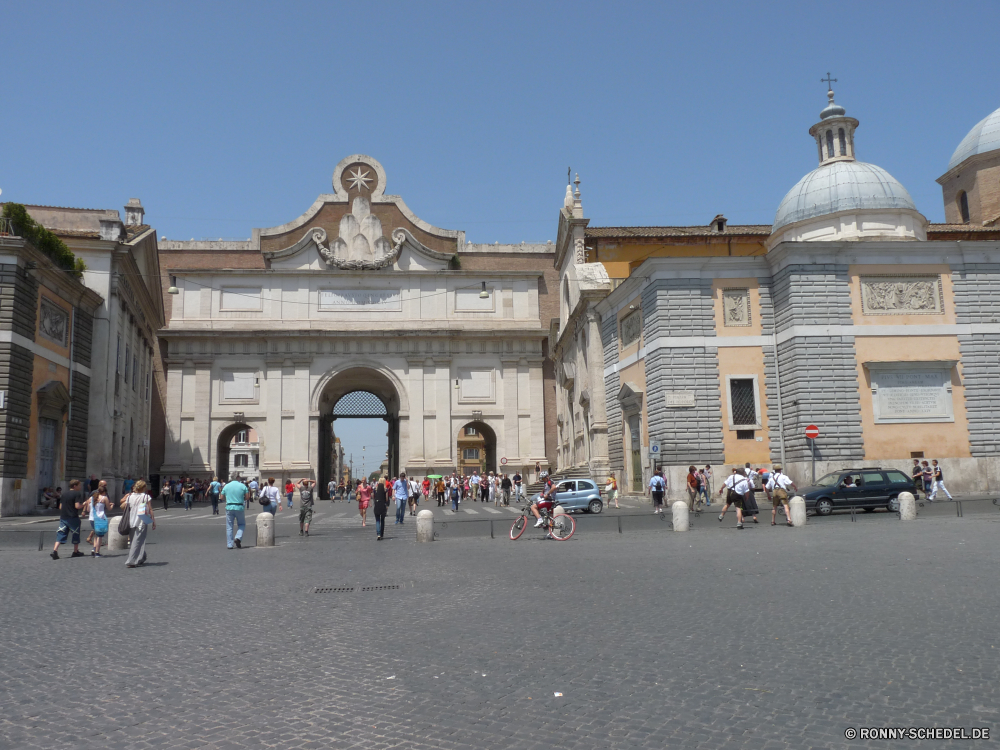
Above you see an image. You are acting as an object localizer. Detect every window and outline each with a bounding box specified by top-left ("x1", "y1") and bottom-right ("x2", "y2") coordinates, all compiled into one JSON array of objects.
[
  {"x1": 558, "y1": 481, "x2": 576, "y2": 493},
  {"x1": 124, "y1": 345, "x2": 131, "y2": 382},
  {"x1": 132, "y1": 355, "x2": 137, "y2": 390},
  {"x1": 862, "y1": 472, "x2": 887, "y2": 486},
  {"x1": 577, "y1": 481, "x2": 595, "y2": 490},
  {"x1": 235, "y1": 430, "x2": 248, "y2": 444},
  {"x1": 115, "y1": 335, "x2": 121, "y2": 374},
  {"x1": 886, "y1": 470, "x2": 910, "y2": 484},
  {"x1": 716, "y1": 220, "x2": 725, "y2": 232},
  {"x1": 462, "y1": 448, "x2": 480, "y2": 460},
  {"x1": 959, "y1": 191, "x2": 970, "y2": 223},
  {"x1": 838, "y1": 128, "x2": 847, "y2": 155},
  {"x1": 234, "y1": 454, "x2": 249, "y2": 467},
  {"x1": 464, "y1": 427, "x2": 478, "y2": 436},
  {"x1": 826, "y1": 130, "x2": 835, "y2": 159},
  {"x1": 729, "y1": 378, "x2": 758, "y2": 427},
  {"x1": 736, "y1": 429, "x2": 756, "y2": 440}
]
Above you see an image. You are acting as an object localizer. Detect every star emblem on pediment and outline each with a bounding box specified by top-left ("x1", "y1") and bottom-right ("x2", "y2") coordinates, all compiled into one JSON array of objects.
[{"x1": 346, "y1": 166, "x2": 373, "y2": 191}]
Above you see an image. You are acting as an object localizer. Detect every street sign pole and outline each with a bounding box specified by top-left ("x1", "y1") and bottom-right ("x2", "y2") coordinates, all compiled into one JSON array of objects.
[{"x1": 804, "y1": 425, "x2": 820, "y2": 483}]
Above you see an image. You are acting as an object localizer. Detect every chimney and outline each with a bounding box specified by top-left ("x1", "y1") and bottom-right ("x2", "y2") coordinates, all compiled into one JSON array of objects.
[
  {"x1": 99, "y1": 215, "x2": 124, "y2": 241},
  {"x1": 124, "y1": 198, "x2": 145, "y2": 227}
]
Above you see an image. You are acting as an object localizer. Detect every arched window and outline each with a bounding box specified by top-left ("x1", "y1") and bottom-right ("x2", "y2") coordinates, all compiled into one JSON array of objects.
[
  {"x1": 959, "y1": 191, "x2": 970, "y2": 224},
  {"x1": 838, "y1": 128, "x2": 847, "y2": 156},
  {"x1": 826, "y1": 130, "x2": 835, "y2": 159},
  {"x1": 817, "y1": 141, "x2": 824, "y2": 163}
]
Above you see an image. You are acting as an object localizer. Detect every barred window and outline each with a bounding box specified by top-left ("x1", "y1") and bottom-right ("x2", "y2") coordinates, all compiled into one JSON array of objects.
[
  {"x1": 729, "y1": 378, "x2": 758, "y2": 427},
  {"x1": 463, "y1": 448, "x2": 480, "y2": 460}
]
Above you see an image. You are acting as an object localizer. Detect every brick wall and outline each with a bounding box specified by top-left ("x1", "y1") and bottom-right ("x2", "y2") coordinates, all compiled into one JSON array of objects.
[
  {"x1": 953, "y1": 264, "x2": 1000, "y2": 455},
  {"x1": 0, "y1": 263, "x2": 39, "y2": 338},
  {"x1": 0, "y1": 343, "x2": 35, "y2": 477},
  {"x1": 66, "y1": 372, "x2": 89, "y2": 478},
  {"x1": 601, "y1": 314, "x2": 623, "y2": 473}
]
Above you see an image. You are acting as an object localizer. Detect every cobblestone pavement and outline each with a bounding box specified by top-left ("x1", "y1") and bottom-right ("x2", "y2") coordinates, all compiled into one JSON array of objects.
[{"x1": 2, "y1": 502, "x2": 998, "y2": 749}]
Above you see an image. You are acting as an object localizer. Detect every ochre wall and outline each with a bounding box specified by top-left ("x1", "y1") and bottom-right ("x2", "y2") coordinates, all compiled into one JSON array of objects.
[{"x1": 594, "y1": 238, "x2": 767, "y2": 279}]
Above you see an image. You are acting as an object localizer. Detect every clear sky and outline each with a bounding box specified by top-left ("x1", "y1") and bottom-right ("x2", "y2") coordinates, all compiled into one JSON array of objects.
[{"x1": 4, "y1": 1, "x2": 997, "y2": 473}]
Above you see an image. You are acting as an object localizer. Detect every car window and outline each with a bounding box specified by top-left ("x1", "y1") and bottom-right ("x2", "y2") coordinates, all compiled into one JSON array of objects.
[
  {"x1": 862, "y1": 472, "x2": 887, "y2": 485},
  {"x1": 558, "y1": 482, "x2": 576, "y2": 493},
  {"x1": 840, "y1": 473, "x2": 863, "y2": 487},
  {"x1": 815, "y1": 473, "x2": 839, "y2": 487},
  {"x1": 577, "y1": 481, "x2": 595, "y2": 490},
  {"x1": 885, "y1": 471, "x2": 910, "y2": 484}
]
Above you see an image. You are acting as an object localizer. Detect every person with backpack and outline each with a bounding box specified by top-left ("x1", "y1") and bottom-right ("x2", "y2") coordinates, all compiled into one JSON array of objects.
[{"x1": 647, "y1": 469, "x2": 667, "y2": 514}]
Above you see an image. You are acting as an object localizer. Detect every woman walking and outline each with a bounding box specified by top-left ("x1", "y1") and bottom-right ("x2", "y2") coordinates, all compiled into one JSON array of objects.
[
  {"x1": 160, "y1": 479, "x2": 171, "y2": 511},
  {"x1": 450, "y1": 479, "x2": 460, "y2": 512},
  {"x1": 373, "y1": 478, "x2": 388, "y2": 540},
  {"x1": 285, "y1": 479, "x2": 295, "y2": 510},
  {"x1": 356, "y1": 478, "x2": 371, "y2": 527},
  {"x1": 605, "y1": 472, "x2": 619, "y2": 509},
  {"x1": 85, "y1": 486, "x2": 112, "y2": 556},
  {"x1": 121, "y1": 480, "x2": 155, "y2": 568}
]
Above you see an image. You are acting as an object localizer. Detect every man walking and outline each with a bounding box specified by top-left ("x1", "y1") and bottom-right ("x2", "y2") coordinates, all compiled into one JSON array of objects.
[
  {"x1": 470, "y1": 471, "x2": 481, "y2": 502},
  {"x1": 647, "y1": 469, "x2": 667, "y2": 514},
  {"x1": 248, "y1": 477, "x2": 259, "y2": 507},
  {"x1": 766, "y1": 466, "x2": 796, "y2": 527},
  {"x1": 718, "y1": 468, "x2": 750, "y2": 529},
  {"x1": 686, "y1": 466, "x2": 701, "y2": 511},
  {"x1": 328, "y1": 478, "x2": 337, "y2": 501},
  {"x1": 513, "y1": 470, "x2": 522, "y2": 502},
  {"x1": 51, "y1": 479, "x2": 86, "y2": 559},
  {"x1": 222, "y1": 475, "x2": 248, "y2": 549},
  {"x1": 927, "y1": 460, "x2": 953, "y2": 502},
  {"x1": 393, "y1": 473, "x2": 409, "y2": 524},
  {"x1": 298, "y1": 478, "x2": 316, "y2": 535},
  {"x1": 911, "y1": 459, "x2": 924, "y2": 500},
  {"x1": 208, "y1": 476, "x2": 222, "y2": 515}
]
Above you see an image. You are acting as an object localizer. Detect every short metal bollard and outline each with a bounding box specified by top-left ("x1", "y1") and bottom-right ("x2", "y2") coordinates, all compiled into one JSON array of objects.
[
  {"x1": 416, "y1": 509, "x2": 434, "y2": 542},
  {"x1": 256, "y1": 511, "x2": 274, "y2": 547},
  {"x1": 898, "y1": 491, "x2": 916, "y2": 520},
  {"x1": 788, "y1": 496, "x2": 807, "y2": 527},
  {"x1": 107, "y1": 517, "x2": 129, "y2": 550},
  {"x1": 671, "y1": 500, "x2": 689, "y2": 531}
]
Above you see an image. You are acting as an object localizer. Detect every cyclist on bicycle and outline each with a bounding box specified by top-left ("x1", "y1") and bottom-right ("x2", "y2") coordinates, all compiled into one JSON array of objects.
[{"x1": 530, "y1": 473, "x2": 557, "y2": 527}]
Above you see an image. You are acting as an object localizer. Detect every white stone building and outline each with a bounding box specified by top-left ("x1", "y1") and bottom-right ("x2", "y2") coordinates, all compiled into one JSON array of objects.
[{"x1": 159, "y1": 155, "x2": 555, "y2": 486}]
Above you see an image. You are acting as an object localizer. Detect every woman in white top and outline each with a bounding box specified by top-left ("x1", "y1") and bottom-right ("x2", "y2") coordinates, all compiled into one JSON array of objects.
[
  {"x1": 121, "y1": 480, "x2": 156, "y2": 568},
  {"x1": 84, "y1": 486, "x2": 112, "y2": 557}
]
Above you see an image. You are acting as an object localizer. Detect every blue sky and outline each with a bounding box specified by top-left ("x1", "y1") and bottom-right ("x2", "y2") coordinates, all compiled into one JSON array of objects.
[
  {"x1": 5, "y1": 1, "x2": 997, "y2": 474},
  {"x1": 3, "y1": 1, "x2": 997, "y2": 243}
]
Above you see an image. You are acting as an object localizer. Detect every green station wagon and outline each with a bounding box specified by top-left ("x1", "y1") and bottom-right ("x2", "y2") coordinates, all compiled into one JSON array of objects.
[{"x1": 800, "y1": 468, "x2": 914, "y2": 515}]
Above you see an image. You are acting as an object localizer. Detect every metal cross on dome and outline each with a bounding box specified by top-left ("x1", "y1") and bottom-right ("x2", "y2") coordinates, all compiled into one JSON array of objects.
[
  {"x1": 346, "y1": 166, "x2": 373, "y2": 191},
  {"x1": 821, "y1": 72, "x2": 837, "y2": 91}
]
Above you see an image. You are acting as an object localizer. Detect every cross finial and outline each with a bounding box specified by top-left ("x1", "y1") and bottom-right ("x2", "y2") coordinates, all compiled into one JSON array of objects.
[
  {"x1": 567, "y1": 167, "x2": 571, "y2": 185},
  {"x1": 821, "y1": 72, "x2": 837, "y2": 91}
]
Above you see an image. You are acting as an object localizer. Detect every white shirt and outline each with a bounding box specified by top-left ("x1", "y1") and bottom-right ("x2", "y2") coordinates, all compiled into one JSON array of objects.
[
  {"x1": 766, "y1": 472, "x2": 794, "y2": 491},
  {"x1": 261, "y1": 485, "x2": 281, "y2": 504},
  {"x1": 724, "y1": 475, "x2": 750, "y2": 495}
]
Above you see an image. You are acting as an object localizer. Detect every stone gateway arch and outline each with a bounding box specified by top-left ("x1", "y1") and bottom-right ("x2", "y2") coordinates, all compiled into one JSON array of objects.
[{"x1": 159, "y1": 155, "x2": 557, "y2": 486}]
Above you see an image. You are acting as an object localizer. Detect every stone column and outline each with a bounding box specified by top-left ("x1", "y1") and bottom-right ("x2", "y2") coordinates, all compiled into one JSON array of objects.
[
  {"x1": 501, "y1": 356, "x2": 520, "y2": 465},
  {"x1": 193, "y1": 359, "x2": 213, "y2": 473},
  {"x1": 292, "y1": 358, "x2": 312, "y2": 475},
  {"x1": 528, "y1": 356, "x2": 546, "y2": 466},
  {"x1": 261, "y1": 355, "x2": 284, "y2": 471},
  {"x1": 435, "y1": 358, "x2": 452, "y2": 467},
  {"x1": 406, "y1": 356, "x2": 425, "y2": 465},
  {"x1": 161, "y1": 360, "x2": 184, "y2": 472},
  {"x1": 585, "y1": 311, "x2": 610, "y2": 477}
]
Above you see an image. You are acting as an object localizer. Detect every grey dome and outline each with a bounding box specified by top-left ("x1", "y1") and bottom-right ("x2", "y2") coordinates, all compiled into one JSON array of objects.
[
  {"x1": 948, "y1": 106, "x2": 1000, "y2": 170},
  {"x1": 773, "y1": 161, "x2": 917, "y2": 231}
]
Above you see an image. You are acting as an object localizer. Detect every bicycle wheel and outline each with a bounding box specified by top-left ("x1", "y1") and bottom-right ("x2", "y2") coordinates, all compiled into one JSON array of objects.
[
  {"x1": 510, "y1": 515, "x2": 528, "y2": 540},
  {"x1": 549, "y1": 513, "x2": 576, "y2": 541}
]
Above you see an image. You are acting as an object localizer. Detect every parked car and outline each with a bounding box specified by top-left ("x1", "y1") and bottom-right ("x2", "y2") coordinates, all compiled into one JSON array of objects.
[
  {"x1": 531, "y1": 478, "x2": 603, "y2": 514},
  {"x1": 800, "y1": 468, "x2": 913, "y2": 515}
]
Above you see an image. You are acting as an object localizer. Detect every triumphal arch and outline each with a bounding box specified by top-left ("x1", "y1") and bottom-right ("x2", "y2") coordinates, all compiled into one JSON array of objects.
[{"x1": 159, "y1": 155, "x2": 555, "y2": 490}]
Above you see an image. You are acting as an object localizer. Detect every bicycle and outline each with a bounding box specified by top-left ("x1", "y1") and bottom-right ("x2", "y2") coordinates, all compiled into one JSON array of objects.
[{"x1": 509, "y1": 500, "x2": 576, "y2": 541}]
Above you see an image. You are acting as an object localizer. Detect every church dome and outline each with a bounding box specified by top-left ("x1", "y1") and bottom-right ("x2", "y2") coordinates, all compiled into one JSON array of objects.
[
  {"x1": 773, "y1": 161, "x2": 917, "y2": 231},
  {"x1": 948, "y1": 106, "x2": 1000, "y2": 170}
]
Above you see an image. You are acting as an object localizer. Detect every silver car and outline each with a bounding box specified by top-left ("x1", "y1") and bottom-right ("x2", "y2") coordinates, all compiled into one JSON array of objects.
[{"x1": 532, "y1": 478, "x2": 603, "y2": 514}]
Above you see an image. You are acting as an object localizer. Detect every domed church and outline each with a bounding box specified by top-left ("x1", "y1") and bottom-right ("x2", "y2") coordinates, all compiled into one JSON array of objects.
[{"x1": 554, "y1": 87, "x2": 1000, "y2": 496}]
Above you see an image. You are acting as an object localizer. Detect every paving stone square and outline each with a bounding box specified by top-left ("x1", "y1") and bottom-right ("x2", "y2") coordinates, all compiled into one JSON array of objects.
[{"x1": 1, "y1": 502, "x2": 998, "y2": 749}]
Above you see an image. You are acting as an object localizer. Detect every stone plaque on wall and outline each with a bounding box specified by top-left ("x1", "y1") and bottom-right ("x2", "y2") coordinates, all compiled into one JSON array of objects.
[
  {"x1": 319, "y1": 290, "x2": 401, "y2": 311},
  {"x1": 722, "y1": 289, "x2": 750, "y2": 327},
  {"x1": 871, "y1": 367, "x2": 953, "y2": 423},
  {"x1": 39, "y1": 298, "x2": 68, "y2": 346},
  {"x1": 620, "y1": 309, "x2": 642, "y2": 347},
  {"x1": 861, "y1": 276, "x2": 942, "y2": 315},
  {"x1": 664, "y1": 391, "x2": 696, "y2": 408}
]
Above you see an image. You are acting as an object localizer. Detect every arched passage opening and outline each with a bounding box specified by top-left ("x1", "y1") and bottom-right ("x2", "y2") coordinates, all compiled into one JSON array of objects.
[
  {"x1": 317, "y1": 368, "x2": 401, "y2": 497},
  {"x1": 216, "y1": 422, "x2": 258, "y2": 483},
  {"x1": 456, "y1": 420, "x2": 497, "y2": 476}
]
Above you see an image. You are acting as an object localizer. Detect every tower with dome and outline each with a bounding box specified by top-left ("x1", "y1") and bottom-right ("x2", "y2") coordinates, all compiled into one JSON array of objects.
[{"x1": 937, "y1": 105, "x2": 1000, "y2": 226}]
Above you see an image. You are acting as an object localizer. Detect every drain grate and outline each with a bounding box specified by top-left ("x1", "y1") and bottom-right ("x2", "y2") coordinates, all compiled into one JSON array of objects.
[
  {"x1": 313, "y1": 586, "x2": 356, "y2": 594},
  {"x1": 360, "y1": 585, "x2": 400, "y2": 592}
]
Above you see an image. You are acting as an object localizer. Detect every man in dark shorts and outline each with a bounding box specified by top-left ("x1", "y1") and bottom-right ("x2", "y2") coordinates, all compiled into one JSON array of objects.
[
  {"x1": 298, "y1": 479, "x2": 316, "y2": 536},
  {"x1": 52, "y1": 479, "x2": 86, "y2": 559}
]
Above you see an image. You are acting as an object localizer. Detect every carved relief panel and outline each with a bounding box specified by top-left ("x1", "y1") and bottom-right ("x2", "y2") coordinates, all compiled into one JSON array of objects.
[
  {"x1": 722, "y1": 289, "x2": 751, "y2": 327},
  {"x1": 860, "y1": 276, "x2": 943, "y2": 315},
  {"x1": 620, "y1": 309, "x2": 642, "y2": 348},
  {"x1": 39, "y1": 298, "x2": 69, "y2": 346}
]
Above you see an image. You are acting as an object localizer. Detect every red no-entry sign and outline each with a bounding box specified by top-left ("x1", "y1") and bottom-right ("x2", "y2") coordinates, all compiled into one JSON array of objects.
[{"x1": 805, "y1": 424, "x2": 820, "y2": 439}]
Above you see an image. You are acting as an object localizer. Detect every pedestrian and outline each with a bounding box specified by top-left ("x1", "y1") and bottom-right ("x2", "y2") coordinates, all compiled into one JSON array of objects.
[
  {"x1": 686, "y1": 466, "x2": 702, "y2": 511},
  {"x1": 766, "y1": 466, "x2": 796, "y2": 527},
  {"x1": 698, "y1": 467, "x2": 711, "y2": 507},
  {"x1": 500, "y1": 473, "x2": 512, "y2": 506},
  {"x1": 373, "y1": 478, "x2": 388, "y2": 540},
  {"x1": 927, "y1": 460, "x2": 953, "y2": 501},
  {"x1": 356, "y1": 478, "x2": 371, "y2": 526},
  {"x1": 449, "y1": 477, "x2": 461, "y2": 511},
  {"x1": 121, "y1": 480, "x2": 155, "y2": 567},
  {"x1": 470, "y1": 471, "x2": 480, "y2": 502},
  {"x1": 534, "y1": 461, "x2": 541, "y2": 481},
  {"x1": 88, "y1": 474, "x2": 100, "y2": 494},
  {"x1": 647, "y1": 469, "x2": 666, "y2": 514},
  {"x1": 159, "y1": 479, "x2": 171, "y2": 511},
  {"x1": 463, "y1": 475, "x2": 470, "y2": 501},
  {"x1": 260, "y1": 477, "x2": 280, "y2": 515},
  {"x1": 717, "y1": 468, "x2": 750, "y2": 529},
  {"x1": 182, "y1": 477, "x2": 194, "y2": 511},
  {"x1": 604, "y1": 472, "x2": 619, "y2": 509},
  {"x1": 85, "y1": 486, "x2": 112, "y2": 556},
  {"x1": 297, "y1": 478, "x2": 316, "y2": 536},
  {"x1": 393, "y1": 473, "x2": 409, "y2": 524},
  {"x1": 51, "y1": 479, "x2": 87, "y2": 559},
  {"x1": 173, "y1": 478, "x2": 182, "y2": 505},
  {"x1": 911, "y1": 459, "x2": 924, "y2": 500},
  {"x1": 284, "y1": 478, "x2": 295, "y2": 509},
  {"x1": 435, "y1": 476, "x2": 446, "y2": 506},
  {"x1": 758, "y1": 465, "x2": 773, "y2": 506},
  {"x1": 249, "y1": 477, "x2": 259, "y2": 507},
  {"x1": 222, "y1": 475, "x2": 248, "y2": 549},
  {"x1": 408, "y1": 475, "x2": 420, "y2": 516},
  {"x1": 742, "y1": 463, "x2": 760, "y2": 524},
  {"x1": 205, "y1": 476, "x2": 219, "y2": 514},
  {"x1": 703, "y1": 465, "x2": 714, "y2": 498},
  {"x1": 513, "y1": 470, "x2": 523, "y2": 502},
  {"x1": 85, "y1": 479, "x2": 108, "y2": 547},
  {"x1": 920, "y1": 460, "x2": 934, "y2": 500},
  {"x1": 421, "y1": 476, "x2": 431, "y2": 507},
  {"x1": 122, "y1": 475, "x2": 135, "y2": 495}
]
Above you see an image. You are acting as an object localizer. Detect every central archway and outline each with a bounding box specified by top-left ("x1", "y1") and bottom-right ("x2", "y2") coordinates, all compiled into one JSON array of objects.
[{"x1": 317, "y1": 367, "x2": 402, "y2": 496}]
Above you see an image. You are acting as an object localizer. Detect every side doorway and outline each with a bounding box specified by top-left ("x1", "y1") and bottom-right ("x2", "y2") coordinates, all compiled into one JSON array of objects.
[{"x1": 628, "y1": 415, "x2": 643, "y2": 493}]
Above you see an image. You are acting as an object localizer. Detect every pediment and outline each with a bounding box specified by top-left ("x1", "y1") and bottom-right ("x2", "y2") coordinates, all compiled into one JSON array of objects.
[
  {"x1": 617, "y1": 381, "x2": 644, "y2": 409},
  {"x1": 260, "y1": 155, "x2": 462, "y2": 272}
]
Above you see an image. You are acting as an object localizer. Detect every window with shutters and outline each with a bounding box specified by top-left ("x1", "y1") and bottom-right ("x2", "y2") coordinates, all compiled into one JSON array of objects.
[
  {"x1": 234, "y1": 454, "x2": 249, "y2": 467},
  {"x1": 726, "y1": 376, "x2": 761, "y2": 429}
]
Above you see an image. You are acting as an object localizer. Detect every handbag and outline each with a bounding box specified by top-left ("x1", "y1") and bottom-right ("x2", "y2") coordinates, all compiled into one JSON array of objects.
[
  {"x1": 94, "y1": 517, "x2": 109, "y2": 535},
  {"x1": 117, "y1": 511, "x2": 132, "y2": 536}
]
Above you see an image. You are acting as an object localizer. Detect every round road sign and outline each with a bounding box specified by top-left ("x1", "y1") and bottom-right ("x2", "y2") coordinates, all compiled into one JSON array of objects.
[
  {"x1": 500, "y1": 457, "x2": 508, "y2": 465},
  {"x1": 805, "y1": 424, "x2": 820, "y2": 439}
]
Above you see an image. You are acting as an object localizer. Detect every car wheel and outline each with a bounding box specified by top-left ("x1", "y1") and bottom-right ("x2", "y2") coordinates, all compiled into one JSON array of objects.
[
  {"x1": 886, "y1": 495, "x2": 900, "y2": 513},
  {"x1": 814, "y1": 498, "x2": 834, "y2": 516},
  {"x1": 588, "y1": 499, "x2": 603, "y2": 514}
]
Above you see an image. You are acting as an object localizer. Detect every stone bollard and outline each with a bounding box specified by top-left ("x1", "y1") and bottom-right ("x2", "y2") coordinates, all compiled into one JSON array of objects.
[
  {"x1": 553, "y1": 505, "x2": 567, "y2": 517},
  {"x1": 416, "y1": 508, "x2": 434, "y2": 542},
  {"x1": 256, "y1": 512, "x2": 275, "y2": 546},
  {"x1": 107, "y1": 516, "x2": 129, "y2": 550},
  {"x1": 898, "y1": 491, "x2": 916, "y2": 521},
  {"x1": 789, "y1": 496, "x2": 807, "y2": 527},
  {"x1": 671, "y1": 500, "x2": 689, "y2": 531}
]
